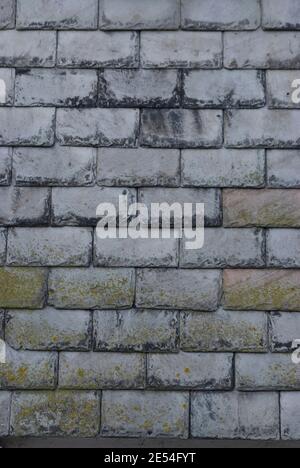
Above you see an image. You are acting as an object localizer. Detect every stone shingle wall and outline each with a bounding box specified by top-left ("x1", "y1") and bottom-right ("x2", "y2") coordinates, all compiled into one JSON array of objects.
[{"x1": 0, "y1": 0, "x2": 300, "y2": 442}]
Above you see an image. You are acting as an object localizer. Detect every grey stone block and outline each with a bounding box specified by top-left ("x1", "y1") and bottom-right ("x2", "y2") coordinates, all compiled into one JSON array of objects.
[
  {"x1": 48, "y1": 268, "x2": 135, "y2": 310},
  {"x1": 6, "y1": 308, "x2": 92, "y2": 351},
  {"x1": 182, "y1": 0, "x2": 260, "y2": 31},
  {"x1": 236, "y1": 354, "x2": 300, "y2": 390},
  {"x1": 101, "y1": 391, "x2": 189, "y2": 438},
  {"x1": 98, "y1": 148, "x2": 180, "y2": 187},
  {"x1": 17, "y1": 0, "x2": 98, "y2": 30},
  {"x1": 0, "y1": 0, "x2": 15, "y2": 29},
  {"x1": 0, "y1": 187, "x2": 50, "y2": 226},
  {"x1": 15, "y1": 69, "x2": 98, "y2": 107},
  {"x1": 57, "y1": 108, "x2": 139, "y2": 147},
  {"x1": 267, "y1": 229, "x2": 300, "y2": 267},
  {"x1": 58, "y1": 31, "x2": 139, "y2": 68},
  {"x1": 148, "y1": 352, "x2": 233, "y2": 389},
  {"x1": 139, "y1": 188, "x2": 222, "y2": 227},
  {"x1": 225, "y1": 31, "x2": 300, "y2": 69},
  {"x1": 141, "y1": 31, "x2": 222, "y2": 68},
  {"x1": 181, "y1": 228, "x2": 264, "y2": 268},
  {"x1": 52, "y1": 186, "x2": 136, "y2": 226},
  {"x1": 267, "y1": 150, "x2": 300, "y2": 188},
  {"x1": 0, "y1": 228, "x2": 6, "y2": 264},
  {"x1": 93, "y1": 309, "x2": 179, "y2": 353},
  {"x1": 267, "y1": 71, "x2": 300, "y2": 109},
  {"x1": 94, "y1": 236, "x2": 178, "y2": 268},
  {"x1": 270, "y1": 312, "x2": 300, "y2": 352},
  {"x1": 181, "y1": 309, "x2": 268, "y2": 352},
  {"x1": 182, "y1": 149, "x2": 265, "y2": 187},
  {"x1": 0, "y1": 267, "x2": 47, "y2": 309},
  {"x1": 281, "y1": 393, "x2": 300, "y2": 440},
  {"x1": 0, "y1": 108, "x2": 55, "y2": 146},
  {"x1": 0, "y1": 68, "x2": 14, "y2": 105},
  {"x1": 0, "y1": 148, "x2": 11, "y2": 185},
  {"x1": 136, "y1": 269, "x2": 222, "y2": 311},
  {"x1": 225, "y1": 109, "x2": 300, "y2": 148},
  {"x1": 0, "y1": 392, "x2": 11, "y2": 436},
  {"x1": 191, "y1": 392, "x2": 279, "y2": 440},
  {"x1": 11, "y1": 391, "x2": 100, "y2": 437},
  {"x1": 99, "y1": 0, "x2": 180, "y2": 30},
  {"x1": 59, "y1": 352, "x2": 145, "y2": 389},
  {"x1": 183, "y1": 70, "x2": 265, "y2": 108},
  {"x1": 263, "y1": 0, "x2": 300, "y2": 30},
  {"x1": 141, "y1": 109, "x2": 223, "y2": 148},
  {"x1": 0, "y1": 30, "x2": 56, "y2": 67},
  {"x1": 0, "y1": 346, "x2": 57, "y2": 389},
  {"x1": 7, "y1": 227, "x2": 92, "y2": 267},
  {"x1": 99, "y1": 69, "x2": 180, "y2": 108},
  {"x1": 14, "y1": 147, "x2": 96, "y2": 187}
]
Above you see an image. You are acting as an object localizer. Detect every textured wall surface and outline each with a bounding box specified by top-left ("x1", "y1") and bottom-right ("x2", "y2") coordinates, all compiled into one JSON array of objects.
[{"x1": 0, "y1": 0, "x2": 300, "y2": 442}]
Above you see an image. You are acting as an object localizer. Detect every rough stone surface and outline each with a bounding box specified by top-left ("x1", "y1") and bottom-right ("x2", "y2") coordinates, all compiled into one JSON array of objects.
[
  {"x1": 0, "y1": 148, "x2": 12, "y2": 185},
  {"x1": 225, "y1": 109, "x2": 300, "y2": 148},
  {"x1": 182, "y1": 149, "x2": 265, "y2": 188},
  {"x1": 224, "y1": 31, "x2": 300, "y2": 69},
  {"x1": 224, "y1": 189, "x2": 300, "y2": 228},
  {"x1": 17, "y1": 0, "x2": 98, "y2": 30},
  {"x1": 191, "y1": 392, "x2": 279, "y2": 440},
  {"x1": 141, "y1": 31, "x2": 222, "y2": 69},
  {"x1": 1, "y1": 0, "x2": 300, "y2": 442},
  {"x1": 267, "y1": 71, "x2": 300, "y2": 109},
  {"x1": 7, "y1": 227, "x2": 92, "y2": 266},
  {"x1": 0, "y1": 0, "x2": 15, "y2": 29},
  {"x1": 147, "y1": 352, "x2": 233, "y2": 390},
  {"x1": 270, "y1": 312, "x2": 300, "y2": 353},
  {"x1": 93, "y1": 309, "x2": 179, "y2": 353},
  {"x1": 59, "y1": 352, "x2": 145, "y2": 389},
  {"x1": 57, "y1": 108, "x2": 139, "y2": 147},
  {"x1": 181, "y1": 310, "x2": 268, "y2": 353},
  {"x1": 181, "y1": 228, "x2": 264, "y2": 268},
  {"x1": 267, "y1": 229, "x2": 300, "y2": 268},
  {"x1": 99, "y1": 70, "x2": 180, "y2": 108},
  {"x1": 281, "y1": 393, "x2": 300, "y2": 440},
  {"x1": 6, "y1": 308, "x2": 92, "y2": 351},
  {"x1": 262, "y1": 0, "x2": 300, "y2": 30},
  {"x1": 224, "y1": 269, "x2": 300, "y2": 311},
  {"x1": 58, "y1": 31, "x2": 139, "y2": 68},
  {"x1": 0, "y1": 108, "x2": 55, "y2": 146},
  {"x1": 52, "y1": 186, "x2": 136, "y2": 226},
  {"x1": 141, "y1": 109, "x2": 223, "y2": 148},
  {"x1": 0, "y1": 30, "x2": 56, "y2": 67},
  {"x1": 136, "y1": 269, "x2": 221, "y2": 311},
  {"x1": 15, "y1": 69, "x2": 98, "y2": 107},
  {"x1": 0, "y1": 346, "x2": 57, "y2": 389},
  {"x1": 48, "y1": 268, "x2": 135, "y2": 310},
  {"x1": 183, "y1": 70, "x2": 265, "y2": 108},
  {"x1": 0, "y1": 267, "x2": 47, "y2": 309},
  {"x1": 236, "y1": 354, "x2": 300, "y2": 391},
  {"x1": 101, "y1": 391, "x2": 189, "y2": 438},
  {"x1": 139, "y1": 188, "x2": 222, "y2": 227},
  {"x1": 14, "y1": 147, "x2": 96, "y2": 187},
  {"x1": 100, "y1": 0, "x2": 180, "y2": 30},
  {"x1": 267, "y1": 151, "x2": 300, "y2": 188},
  {"x1": 98, "y1": 148, "x2": 180, "y2": 187},
  {"x1": 0, "y1": 68, "x2": 14, "y2": 105},
  {"x1": 182, "y1": 0, "x2": 260, "y2": 31},
  {"x1": 0, "y1": 187, "x2": 50, "y2": 226},
  {"x1": 11, "y1": 391, "x2": 100, "y2": 437}
]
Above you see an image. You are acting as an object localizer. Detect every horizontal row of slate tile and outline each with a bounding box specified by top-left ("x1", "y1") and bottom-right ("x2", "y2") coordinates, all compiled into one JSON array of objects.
[
  {"x1": 1, "y1": 108, "x2": 300, "y2": 147},
  {"x1": 2, "y1": 0, "x2": 300, "y2": 31},
  {"x1": 2, "y1": 147, "x2": 300, "y2": 188},
  {"x1": 1, "y1": 69, "x2": 300, "y2": 109},
  {"x1": 2, "y1": 30, "x2": 300, "y2": 68}
]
